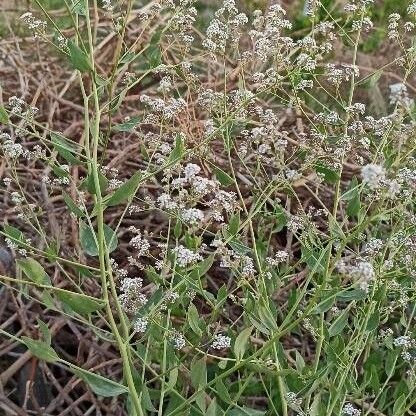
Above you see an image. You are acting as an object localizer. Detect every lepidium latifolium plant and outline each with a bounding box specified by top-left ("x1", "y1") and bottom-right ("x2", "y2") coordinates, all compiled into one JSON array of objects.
[{"x1": 1, "y1": 0, "x2": 416, "y2": 414}]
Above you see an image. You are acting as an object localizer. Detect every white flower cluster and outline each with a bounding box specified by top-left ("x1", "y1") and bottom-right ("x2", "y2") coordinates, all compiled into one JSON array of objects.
[
  {"x1": 128, "y1": 226, "x2": 150, "y2": 258},
  {"x1": 181, "y1": 208, "x2": 204, "y2": 224},
  {"x1": 170, "y1": 331, "x2": 186, "y2": 350},
  {"x1": 249, "y1": 5, "x2": 293, "y2": 62},
  {"x1": 266, "y1": 250, "x2": 289, "y2": 266},
  {"x1": 393, "y1": 335, "x2": 416, "y2": 361},
  {"x1": 342, "y1": 403, "x2": 361, "y2": 416},
  {"x1": 326, "y1": 63, "x2": 359, "y2": 86},
  {"x1": 202, "y1": 0, "x2": 247, "y2": 54},
  {"x1": 133, "y1": 317, "x2": 148, "y2": 333},
  {"x1": 20, "y1": 12, "x2": 47, "y2": 38},
  {"x1": 140, "y1": 94, "x2": 187, "y2": 120},
  {"x1": 119, "y1": 277, "x2": 148, "y2": 314},
  {"x1": 173, "y1": 245, "x2": 202, "y2": 267},
  {"x1": 389, "y1": 82, "x2": 413, "y2": 108},
  {"x1": 0, "y1": 133, "x2": 28, "y2": 159},
  {"x1": 211, "y1": 334, "x2": 231, "y2": 349},
  {"x1": 336, "y1": 260, "x2": 375, "y2": 292},
  {"x1": 157, "y1": 163, "x2": 237, "y2": 223},
  {"x1": 361, "y1": 164, "x2": 386, "y2": 189},
  {"x1": 285, "y1": 392, "x2": 302, "y2": 408}
]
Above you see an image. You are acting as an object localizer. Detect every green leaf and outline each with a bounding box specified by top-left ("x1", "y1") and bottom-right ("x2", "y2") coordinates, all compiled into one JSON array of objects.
[
  {"x1": 192, "y1": 255, "x2": 214, "y2": 277},
  {"x1": 328, "y1": 309, "x2": 349, "y2": 336},
  {"x1": 63, "y1": 191, "x2": 84, "y2": 218},
  {"x1": 337, "y1": 289, "x2": 367, "y2": 301},
  {"x1": 393, "y1": 394, "x2": 406, "y2": 415},
  {"x1": 228, "y1": 238, "x2": 251, "y2": 255},
  {"x1": 112, "y1": 116, "x2": 141, "y2": 132},
  {"x1": 229, "y1": 408, "x2": 266, "y2": 416},
  {"x1": 51, "y1": 132, "x2": 80, "y2": 164},
  {"x1": 213, "y1": 166, "x2": 233, "y2": 186},
  {"x1": 206, "y1": 398, "x2": 217, "y2": 416},
  {"x1": 215, "y1": 379, "x2": 232, "y2": 403},
  {"x1": 73, "y1": 368, "x2": 128, "y2": 397},
  {"x1": 274, "y1": 205, "x2": 287, "y2": 232},
  {"x1": 68, "y1": 41, "x2": 91, "y2": 72},
  {"x1": 366, "y1": 309, "x2": 380, "y2": 332},
  {"x1": 187, "y1": 303, "x2": 202, "y2": 336},
  {"x1": 0, "y1": 106, "x2": 9, "y2": 124},
  {"x1": 145, "y1": 31, "x2": 162, "y2": 68},
  {"x1": 36, "y1": 319, "x2": 52, "y2": 346},
  {"x1": 79, "y1": 221, "x2": 118, "y2": 256},
  {"x1": 17, "y1": 258, "x2": 50, "y2": 285},
  {"x1": 345, "y1": 177, "x2": 360, "y2": 218},
  {"x1": 228, "y1": 212, "x2": 240, "y2": 236},
  {"x1": 83, "y1": 171, "x2": 108, "y2": 195},
  {"x1": 22, "y1": 337, "x2": 58, "y2": 363},
  {"x1": 234, "y1": 326, "x2": 252, "y2": 361},
  {"x1": 191, "y1": 358, "x2": 207, "y2": 389},
  {"x1": 106, "y1": 171, "x2": 141, "y2": 207},
  {"x1": 70, "y1": 0, "x2": 86, "y2": 14},
  {"x1": 314, "y1": 163, "x2": 339, "y2": 184},
  {"x1": 58, "y1": 291, "x2": 104, "y2": 315},
  {"x1": 168, "y1": 134, "x2": 184, "y2": 164},
  {"x1": 3, "y1": 224, "x2": 24, "y2": 242}
]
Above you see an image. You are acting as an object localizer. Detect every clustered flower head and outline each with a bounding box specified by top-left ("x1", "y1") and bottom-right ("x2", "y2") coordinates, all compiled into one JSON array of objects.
[
  {"x1": 342, "y1": 403, "x2": 361, "y2": 416},
  {"x1": 211, "y1": 334, "x2": 231, "y2": 349},
  {"x1": 172, "y1": 245, "x2": 202, "y2": 267},
  {"x1": 20, "y1": 12, "x2": 47, "y2": 38},
  {"x1": 119, "y1": 277, "x2": 148, "y2": 314},
  {"x1": 361, "y1": 164, "x2": 386, "y2": 189},
  {"x1": 155, "y1": 162, "x2": 237, "y2": 223},
  {"x1": 336, "y1": 259, "x2": 375, "y2": 292}
]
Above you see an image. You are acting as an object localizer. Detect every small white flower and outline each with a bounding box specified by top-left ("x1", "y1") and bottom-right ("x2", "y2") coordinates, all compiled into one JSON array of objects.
[
  {"x1": 361, "y1": 164, "x2": 386, "y2": 189},
  {"x1": 211, "y1": 334, "x2": 231, "y2": 349}
]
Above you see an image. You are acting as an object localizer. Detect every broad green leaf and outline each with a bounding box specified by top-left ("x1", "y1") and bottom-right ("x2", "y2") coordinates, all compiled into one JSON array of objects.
[
  {"x1": 191, "y1": 358, "x2": 207, "y2": 389},
  {"x1": 145, "y1": 31, "x2": 162, "y2": 68},
  {"x1": 68, "y1": 41, "x2": 91, "y2": 72},
  {"x1": 22, "y1": 337, "x2": 58, "y2": 363},
  {"x1": 58, "y1": 291, "x2": 104, "y2": 315},
  {"x1": 36, "y1": 319, "x2": 51, "y2": 346},
  {"x1": 206, "y1": 398, "x2": 217, "y2": 416},
  {"x1": 234, "y1": 326, "x2": 252, "y2": 360},
  {"x1": 314, "y1": 163, "x2": 339, "y2": 184},
  {"x1": 51, "y1": 132, "x2": 80, "y2": 164},
  {"x1": 3, "y1": 224, "x2": 24, "y2": 241},
  {"x1": 63, "y1": 191, "x2": 84, "y2": 218},
  {"x1": 228, "y1": 238, "x2": 251, "y2": 255},
  {"x1": 79, "y1": 221, "x2": 118, "y2": 256},
  {"x1": 119, "y1": 52, "x2": 136, "y2": 65},
  {"x1": 228, "y1": 212, "x2": 240, "y2": 236},
  {"x1": 192, "y1": 255, "x2": 214, "y2": 277},
  {"x1": 70, "y1": 0, "x2": 86, "y2": 14},
  {"x1": 337, "y1": 289, "x2": 367, "y2": 301},
  {"x1": 106, "y1": 171, "x2": 141, "y2": 206},
  {"x1": 215, "y1": 379, "x2": 231, "y2": 403},
  {"x1": 345, "y1": 177, "x2": 360, "y2": 218},
  {"x1": 17, "y1": 258, "x2": 50, "y2": 285},
  {"x1": 187, "y1": 303, "x2": 202, "y2": 336},
  {"x1": 229, "y1": 408, "x2": 266, "y2": 416},
  {"x1": 328, "y1": 309, "x2": 349, "y2": 336},
  {"x1": 73, "y1": 368, "x2": 128, "y2": 397},
  {"x1": 112, "y1": 116, "x2": 141, "y2": 132},
  {"x1": 0, "y1": 106, "x2": 9, "y2": 124},
  {"x1": 83, "y1": 171, "x2": 108, "y2": 195},
  {"x1": 393, "y1": 394, "x2": 406, "y2": 415},
  {"x1": 213, "y1": 166, "x2": 233, "y2": 186},
  {"x1": 168, "y1": 134, "x2": 184, "y2": 164},
  {"x1": 366, "y1": 309, "x2": 380, "y2": 332}
]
